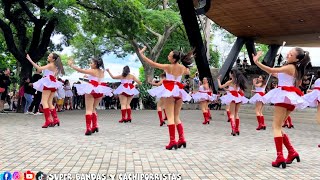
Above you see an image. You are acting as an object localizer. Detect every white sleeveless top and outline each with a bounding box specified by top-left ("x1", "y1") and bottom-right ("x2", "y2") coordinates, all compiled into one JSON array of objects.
[
  {"x1": 278, "y1": 73, "x2": 295, "y2": 86},
  {"x1": 43, "y1": 69, "x2": 55, "y2": 76},
  {"x1": 314, "y1": 78, "x2": 320, "y2": 88},
  {"x1": 166, "y1": 73, "x2": 182, "y2": 82},
  {"x1": 255, "y1": 87, "x2": 265, "y2": 92},
  {"x1": 121, "y1": 79, "x2": 133, "y2": 84}
]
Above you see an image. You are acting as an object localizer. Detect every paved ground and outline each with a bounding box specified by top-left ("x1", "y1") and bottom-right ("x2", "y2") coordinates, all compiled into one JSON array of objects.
[{"x1": 0, "y1": 105, "x2": 319, "y2": 179}]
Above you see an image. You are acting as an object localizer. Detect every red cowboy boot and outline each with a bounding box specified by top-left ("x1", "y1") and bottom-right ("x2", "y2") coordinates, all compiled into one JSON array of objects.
[
  {"x1": 125, "y1": 108, "x2": 132, "y2": 123},
  {"x1": 235, "y1": 118, "x2": 240, "y2": 135},
  {"x1": 202, "y1": 112, "x2": 209, "y2": 124},
  {"x1": 227, "y1": 110, "x2": 231, "y2": 122},
  {"x1": 50, "y1": 108, "x2": 60, "y2": 127},
  {"x1": 207, "y1": 109, "x2": 212, "y2": 119},
  {"x1": 272, "y1": 137, "x2": 286, "y2": 168},
  {"x1": 163, "y1": 109, "x2": 168, "y2": 120},
  {"x1": 283, "y1": 134, "x2": 300, "y2": 164},
  {"x1": 166, "y1": 124, "x2": 177, "y2": 150},
  {"x1": 158, "y1": 111, "x2": 165, "y2": 126},
  {"x1": 287, "y1": 116, "x2": 294, "y2": 128},
  {"x1": 85, "y1": 114, "x2": 92, "y2": 136},
  {"x1": 256, "y1": 116, "x2": 263, "y2": 130},
  {"x1": 230, "y1": 118, "x2": 236, "y2": 136},
  {"x1": 42, "y1": 108, "x2": 53, "y2": 128},
  {"x1": 119, "y1": 109, "x2": 126, "y2": 123},
  {"x1": 92, "y1": 113, "x2": 99, "y2": 133},
  {"x1": 177, "y1": 123, "x2": 186, "y2": 148},
  {"x1": 261, "y1": 116, "x2": 266, "y2": 130}
]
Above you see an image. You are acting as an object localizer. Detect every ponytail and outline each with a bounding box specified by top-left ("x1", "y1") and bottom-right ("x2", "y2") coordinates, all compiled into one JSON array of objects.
[
  {"x1": 52, "y1": 53, "x2": 65, "y2": 75},
  {"x1": 292, "y1": 48, "x2": 311, "y2": 81},
  {"x1": 172, "y1": 49, "x2": 195, "y2": 68},
  {"x1": 122, "y1": 65, "x2": 130, "y2": 77}
]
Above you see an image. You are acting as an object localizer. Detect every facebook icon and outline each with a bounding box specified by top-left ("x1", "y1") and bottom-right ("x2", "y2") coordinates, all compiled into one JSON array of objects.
[{"x1": 3, "y1": 172, "x2": 12, "y2": 180}]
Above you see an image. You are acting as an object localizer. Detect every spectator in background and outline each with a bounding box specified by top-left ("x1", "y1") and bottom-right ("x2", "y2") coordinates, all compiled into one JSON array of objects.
[
  {"x1": 72, "y1": 81, "x2": 80, "y2": 110},
  {"x1": 193, "y1": 72, "x2": 199, "y2": 88},
  {"x1": 0, "y1": 68, "x2": 11, "y2": 113},
  {"x1": 299, "y1": 75, "x2": 310, "y2": 94},
  {"x1": 28, "y1": 69, "x2": 43, "y2": 115},
  {"x1": 23, "y1": 77, "x2": 34, "y2": 114}
]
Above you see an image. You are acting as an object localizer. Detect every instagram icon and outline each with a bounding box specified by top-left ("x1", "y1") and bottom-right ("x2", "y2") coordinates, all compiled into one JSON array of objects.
[{"x1": 12, "y1": 172, "x2": 23, "y2": 180}]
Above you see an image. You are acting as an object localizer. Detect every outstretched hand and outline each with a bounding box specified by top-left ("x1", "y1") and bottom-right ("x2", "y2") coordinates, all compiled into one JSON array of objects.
[
  {"x1": 252, "y1": 51, "x2": 263, "y2": 64},
  {"x1": 26, "y1": 54, "x2": 32, "y2": 62},
  {"x1": 67, "y1": 59, "x2": 74, "y2": 66},
  {"x1": 106, "y1": 68, "x2": 110, "y2": 72},
  {"x1": 139, "y1": 46, "x2": 147, "y2": 54}
]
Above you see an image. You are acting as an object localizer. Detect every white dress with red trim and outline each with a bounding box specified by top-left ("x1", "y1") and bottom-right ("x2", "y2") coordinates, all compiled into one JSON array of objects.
[
  {"x1": 303, "y1": 78, "x2": 320, "y2": 107},
  {"x1": 148, "y1": 73, "x2": 191, "y2": 101},
  {"x1": 33, "y1": 69, "x2": 63, "y2": 92},
  {"x1": 65, "y1": 85, "x2": 73, "y2": 97},
  {"x1": 192, "y1": 85, "x2": 217, "y2": 102},
  {"x1": 74, "y1": 76, "x2": 113, "y2": 97},
  {"x1": 113, "y1": 79, "x2": 139, "y2": 96},
  {"x1": 263, "y1": 73, "x2": 308, "y2": 109},
  {"x1": 220, "y1": 86, "x2": 249, "y2": 105},
  {"x1": 249, "y1": 86, "x2": 265, "y2": 104}
]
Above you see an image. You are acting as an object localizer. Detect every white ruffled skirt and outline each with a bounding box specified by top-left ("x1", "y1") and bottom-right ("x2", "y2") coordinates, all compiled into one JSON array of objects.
[
  {"x1": 148, "y1": 85, "x2": 191, "y2": 102},
  {"x1": 113, "y1": 84, "x2": 139, "y2": 96},
  {"x1": 65, "y1": 90, "x2": 73, "y2": 97},
  {"x1": 33, "y1": 76, "x2": 63, "y2": 92},
  {"x1": 220, "y1": 93, "x2": 249, "y2": 105},
  {"x1": 249, "y1": 93, "x2": 265, "y2": 104},
  {"x1": 74, "y1": 84, "x2": 113, "y2": 97},
  {"x1": 192, "y1": 92, "x2": 217, "y2": 102},
  {"x1": 263, "y1": 87, "x2": 308, "y2": 109},
  {"x1": 303, "y1": 90, "x2": 320, "y2": 107}
]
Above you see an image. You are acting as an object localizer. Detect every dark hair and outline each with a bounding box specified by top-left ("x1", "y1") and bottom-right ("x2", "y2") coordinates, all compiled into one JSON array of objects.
[
  {"x1": 52, "y1": 53, "x2": 65, "y2": 75},
  {"x1": 172, "y1": 49, "x2": 194, "y2": 68},
  {"x1": 230, "y1": 69, "x2": 247, "y2": 90},
  {"x1": 289, "y1": 48, "x2": 311, "y2": 81},
  {"x1": 122, "y1": 65, "x2": 130, "y2": 77},
  {"x1": 64, "y1": 79, "x2": 69, "y2": 86},
  {"x1": 317, "y1": 70, "x2": 320, "y2": 78},
  {"x1": 22, "y1": 77, "x2": 28, "y2": 82},
  {"x1": 92, "y1": 58, "x2": 104, "y2": 69},
  {"x1": 258, "y1": 75, "x2": 266, "y2": 87}
]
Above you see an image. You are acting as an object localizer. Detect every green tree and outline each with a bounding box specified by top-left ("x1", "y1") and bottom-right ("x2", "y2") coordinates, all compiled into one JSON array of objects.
[
  {"x1": 75, "y1": 0, "x2": 188, "y2": 81},
  {"x1": 0, "y1": 0, "x2": 77, "y2": 79}
]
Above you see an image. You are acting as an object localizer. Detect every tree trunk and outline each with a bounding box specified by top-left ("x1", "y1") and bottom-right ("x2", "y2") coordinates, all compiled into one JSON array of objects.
[
  {"x1": 20, "y1": 60, "x2": 33, "y2": 80},
  {"x1": 143, "y1": 64, "x2": 154, "y2": 83}
]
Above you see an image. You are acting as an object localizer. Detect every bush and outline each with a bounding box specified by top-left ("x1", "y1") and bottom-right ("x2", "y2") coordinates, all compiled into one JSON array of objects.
[{"x1": 138, "y1": 82, "x2": 156, "y2": 110}]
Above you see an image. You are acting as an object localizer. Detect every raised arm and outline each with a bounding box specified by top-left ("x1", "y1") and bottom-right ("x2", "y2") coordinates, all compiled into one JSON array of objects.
[
  {"x1": 217, "y1": 75, "x2": 232, "y2": 89},
  {"x1": 132, "y1": 75, "x2": 142, "y2": 85},
  {"x1": 26, "y1": 54, "x2": 52, "y2": 71},
  {"x1": 106, "y1": 69, "x2": 122, "y2": 79},
  {"x1": 139, "y1": 47, "x2": 169, "y2": 71},
  {"x1": 68, "y1": 59, "x2": 96, "y2": 76},
  {"x1": 253, "y1": 51, "x2": 294, "y2": 75}
]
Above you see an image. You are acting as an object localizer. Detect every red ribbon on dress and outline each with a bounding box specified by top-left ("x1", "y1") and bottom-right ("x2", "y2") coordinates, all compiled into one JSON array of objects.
[
  {"x1": 255, "y1": 92, "x2": 265, "y2": 96},
  {"x1": 230, "y1": 91, "x2": 244, "y2": 97},
  {"x1": 163, "y1": 80, "x2": 184, "y2": 91},
  {"x1": 49, "y1": 75, "x2": 56, "y2": 82},
  {"x1": 90, "y1": 80, "x2": 99, "y2": 87},
  {"x1": 279, "y1": 86, "x2": 303, "y2": 96},
  {"x1": 314, "y1": 87, "x2": 320, "y2": 91},
  {"x1": 199, "y1": 91, "x2": 212, "y2": 96},
  {"x1": 123, "y1": 83, "x2": 134, "y2": 89},
  {"x1": 100, "y1": 82, "x2": 108, "y2": 87}
]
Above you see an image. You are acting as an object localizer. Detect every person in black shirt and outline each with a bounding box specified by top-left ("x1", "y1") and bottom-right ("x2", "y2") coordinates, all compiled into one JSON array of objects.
[
  {"x1": 0, "y1": 68, "x2": 11, "y2": 113},
  {"x1": 28, "y1": 70, "x2": 43, "y2": 115}
]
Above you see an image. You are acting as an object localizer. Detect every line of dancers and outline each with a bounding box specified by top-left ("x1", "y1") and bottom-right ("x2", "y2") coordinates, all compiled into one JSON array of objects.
[{"x1": 25, "y1": 46, "x2": 319, "y2": 169}]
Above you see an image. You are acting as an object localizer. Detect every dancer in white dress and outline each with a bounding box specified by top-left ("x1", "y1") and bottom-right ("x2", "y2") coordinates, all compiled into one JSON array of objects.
[
  {"x1": 148, "y1": 73, "x2": 167, "y2": 126},
  {"x1": 303, "y1": 70, "x2": 320, "y2": 148},
  {"x1": 64, "y1": 80, "x2": 73, "y2": 110},
  {"x1": 192, "y1": 77, "x2": 217, "y2": 124},
  {"x1": 249, "y1": 75, "x2": 267, "y2": 130},
  {"x1": 218, "y1": 69, "x2": 248, "y2": 136},
  {"x1": 106, "y1": 66, "x2": 141, "y2": 123},
  {"x1": 253, "y1": 47, "x2": 310, "y2": 168},
  {"x1": 68, "y1": 58, "x2": 113, "y2": 135},
  {"x1": 139, "y1": 46, "x2": 193, "y2": 150},
  {"x1": 26, "y1": 53, "x2": 65, "y2": 128}
]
